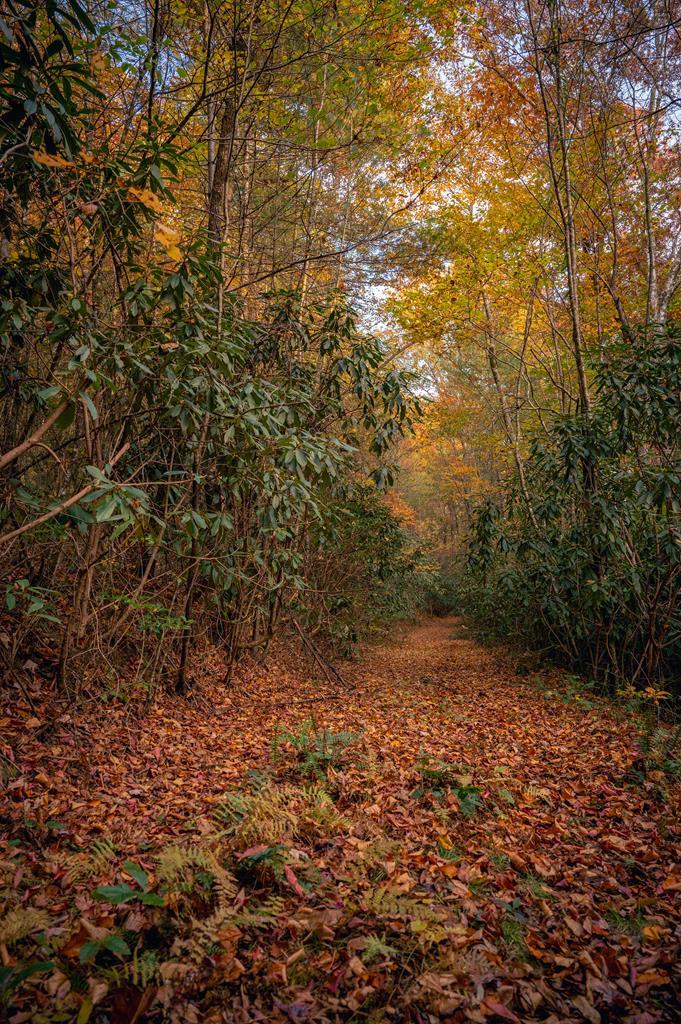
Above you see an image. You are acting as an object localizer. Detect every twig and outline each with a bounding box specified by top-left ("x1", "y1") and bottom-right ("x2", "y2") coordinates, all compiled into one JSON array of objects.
[
  {"x1": 258, "y1": 694, "x2": 342, "y2": 708},
  {"x1": 291, "y1": 618, "x2": 353, "y2": 692},
  {"x1": 0, "y1": 443, "x2": 130, "y2": 548}
]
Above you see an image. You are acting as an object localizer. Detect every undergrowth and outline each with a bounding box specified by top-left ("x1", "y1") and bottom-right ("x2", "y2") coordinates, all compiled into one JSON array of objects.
[{"x1": 0, "y1": 751, "x2": 536, "y2": 1018}]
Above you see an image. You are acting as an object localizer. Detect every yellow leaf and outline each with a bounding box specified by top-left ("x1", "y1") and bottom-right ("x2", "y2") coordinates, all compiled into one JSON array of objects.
[
  {"x1": 643, "y1": 687, "x2": 671, "y2": 701},
  {"x1": 154, "y1": 222, "x2": 179, "y2": 246},
  {"x1": 127, "y1": 187, "x2": 164, "y2": 214},
  {"x1": 154, "y1": 222, "x2": 182, "y2": 262},
  {"x1": 33, "y1": 150, "x2": 74, "y2": 169}
]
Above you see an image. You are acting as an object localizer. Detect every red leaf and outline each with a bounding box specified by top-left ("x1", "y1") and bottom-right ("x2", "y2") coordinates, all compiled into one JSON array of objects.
[
  {"x1": 236, "y1": 844, "x2": 270, "y2": 860},
  {"x1": 482, "y1": 999, "x2": 521, "y2": 1023},
  {"x1": 284, "y1": 863, "x2": 305, "y2": 898}
]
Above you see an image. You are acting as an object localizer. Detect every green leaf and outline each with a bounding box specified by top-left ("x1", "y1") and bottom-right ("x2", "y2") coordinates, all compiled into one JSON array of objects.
[
  {"x1": 95, "y1": 497, "x2": 119, "y2": 523},
  {"x1": 55, "y1": 402, "x2": 76, "y2": 430},
  {"x1": 92, "y1": 883, "x2": 140, "y2": 905},
  {"x1": 123, "y1": 859, "x2": 148, "y2": 890},
  {"x1": 103, "y1": 934, "x2": 131, "y2": 957},
  {"x1": 80, "y1": 391, "x2": 98, "y2": 421},
  {"x1": 139, "y1": 891, "x2": 165, "y2": 906},
  {"x1": 0, "y1": 961, "x2": 54, "y2": 998},
  {"x1": 78, "y1": 939, "x2": 101, "y2": 963}
]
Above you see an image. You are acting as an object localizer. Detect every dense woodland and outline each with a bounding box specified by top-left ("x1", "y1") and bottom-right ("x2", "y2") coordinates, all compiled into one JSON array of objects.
[{"x1": 0, "y1": 0, "x2": 680, "y2": 1021}]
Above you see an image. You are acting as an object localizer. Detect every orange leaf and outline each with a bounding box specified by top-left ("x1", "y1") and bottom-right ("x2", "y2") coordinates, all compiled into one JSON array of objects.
[
  {"x1": 636, "y1": 970, "x2": 669, "y2": 987},
  {"x1": 33, "y1": 150, "x2": 74, "y2": 169}
]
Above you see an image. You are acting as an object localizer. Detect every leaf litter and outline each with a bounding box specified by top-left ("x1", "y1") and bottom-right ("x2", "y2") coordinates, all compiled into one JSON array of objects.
[{"x1": 1, "y1": 616, "x2": 679, "y2": 1022}]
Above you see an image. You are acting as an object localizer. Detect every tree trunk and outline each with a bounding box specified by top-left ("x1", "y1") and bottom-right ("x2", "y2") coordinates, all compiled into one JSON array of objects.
[{"x1": 207, "y1": 97, "x2": 235, "y2": 248}]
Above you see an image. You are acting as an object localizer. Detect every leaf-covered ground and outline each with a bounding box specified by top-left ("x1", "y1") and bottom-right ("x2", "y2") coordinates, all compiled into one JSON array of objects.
[{"x1": 1, "y1": 617, "x2": 680, "y2": 1022}]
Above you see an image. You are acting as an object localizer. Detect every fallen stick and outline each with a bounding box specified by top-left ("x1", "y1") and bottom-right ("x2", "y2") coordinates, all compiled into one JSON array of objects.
[
  {"x1": 291, "y1": 618, "x2": 353, "y2": 692},
  {"x1": 260, "y1": 694, "x2": 342, "y2": 708}
]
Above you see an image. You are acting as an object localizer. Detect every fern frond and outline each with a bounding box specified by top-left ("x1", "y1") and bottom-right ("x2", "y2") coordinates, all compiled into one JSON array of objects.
[
  {"x1": 216, "y1": 782, "x2": 346, "y2": 845},
  {"x1": 362, "y1": 934, "x2": 398, "y2": 963},
  {"x1": 230, "y1": 895, "x2": 286, "y2": 929},
  {"x1": 189, "y1": 907, "x2": 238, "y2": 955},
  {"x1": 54, "y1": 837, "x2": 118, "y2": 886},
  {"x1": 156, "y1": 844, "x2": 210, "y2": 886},
  {"x1": 364, "y1": 887, "x2": 444, "y2": 924},
  {"x1": 125, "y1": 948, "x2": 160, "y2": 987},
  {"x1": 104, "y1": 948, "x2": 160, "y2": 989},
  {"x1": 156, "y1": 842, "x2": 236, "y2": 907},
  {"x1": 0, "y1": 907, "x2": 50, "y2": 946},
  {"x1": 212, "y1": 860, "x2": 237, "y2": 909},
  {"x1": 446, "y1": 947, "x2": 493, "y2": 977},
  {"x1": 90, "y1": 838, "x2": 118, "y2": 873}
]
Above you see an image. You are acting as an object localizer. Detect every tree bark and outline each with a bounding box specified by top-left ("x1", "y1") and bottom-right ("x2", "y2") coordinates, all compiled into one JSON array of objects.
[{"x1": 207, "y1": 97, "x2": 235, "y2": 248}]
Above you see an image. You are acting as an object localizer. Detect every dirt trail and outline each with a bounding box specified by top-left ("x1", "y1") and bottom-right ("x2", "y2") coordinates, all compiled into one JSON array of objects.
[{"x1": 3, "y1": 616, "x2": 681, "y2": 1021}]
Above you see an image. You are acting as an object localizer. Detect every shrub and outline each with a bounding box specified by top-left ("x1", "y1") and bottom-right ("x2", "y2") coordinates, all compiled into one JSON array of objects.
[
  {"x1": 303, "y1": 486, "x2": 438, "y2": 647},
  {"x1": 464, "y1": 326, "x2": 680, "y2": 694}
]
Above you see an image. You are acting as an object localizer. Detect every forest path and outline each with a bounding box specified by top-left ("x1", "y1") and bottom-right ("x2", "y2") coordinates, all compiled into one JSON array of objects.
[
  {"x1": 4, "y1": 616, "x2": 681, "y2": 1020},
  {"x1": 15, "y1": 614, "x2": 627, "y2": 846}
]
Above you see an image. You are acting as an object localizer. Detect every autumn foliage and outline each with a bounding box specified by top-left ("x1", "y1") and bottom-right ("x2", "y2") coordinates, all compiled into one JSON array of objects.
[{"x1": 1, "y1": 0, "x2": 680, "y2": 1021}]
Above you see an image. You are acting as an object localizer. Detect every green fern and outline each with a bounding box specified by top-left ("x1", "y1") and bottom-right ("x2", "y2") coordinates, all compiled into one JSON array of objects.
[
  {"x1": 89, "y1": 838, "x2": 118, "y2": 872},
  {"x1": 362, "y1": 886, "x2": 454, "y2": 943},
  {"x1": 361, "y1": 935, "x2": 399, "y2": 963},
  {"x1": 156, "y1": 844, "x2": 212, "y2": 887},
  {"x1": 213, "y1": 792, "x2": 249, "y2": 829},
  {"x1": 213, "y1": 861, "x2": 237, "y2": 909},
  {"x1": 188, "y1": 908, "x2": 236, "y2": 956},
  {"x1": 104, "y1": 948, "x2": 160, "y2": 988},
  {"x1": 128, "y1": 948, "x2": 159, "y2": 987},
  {"x1": 272, "y1": 719, "x2": 358, "y2": 777},
  {"x1": 185, "y1": 893, "x2": 286, "y2": 959},
  {"x1": 364, "y1": 887, "x2": 443, "y2": 923}
]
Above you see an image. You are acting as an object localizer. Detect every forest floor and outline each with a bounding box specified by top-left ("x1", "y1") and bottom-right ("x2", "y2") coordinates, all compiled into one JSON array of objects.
[{"x1": 1, "y1": 616, "x2": 680, "y2": 1023}]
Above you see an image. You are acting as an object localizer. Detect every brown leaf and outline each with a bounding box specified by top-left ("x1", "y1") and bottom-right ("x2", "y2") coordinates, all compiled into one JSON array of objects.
[{"x1": 573, "y1": 995, "x2": 601, "y2": 1023}]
